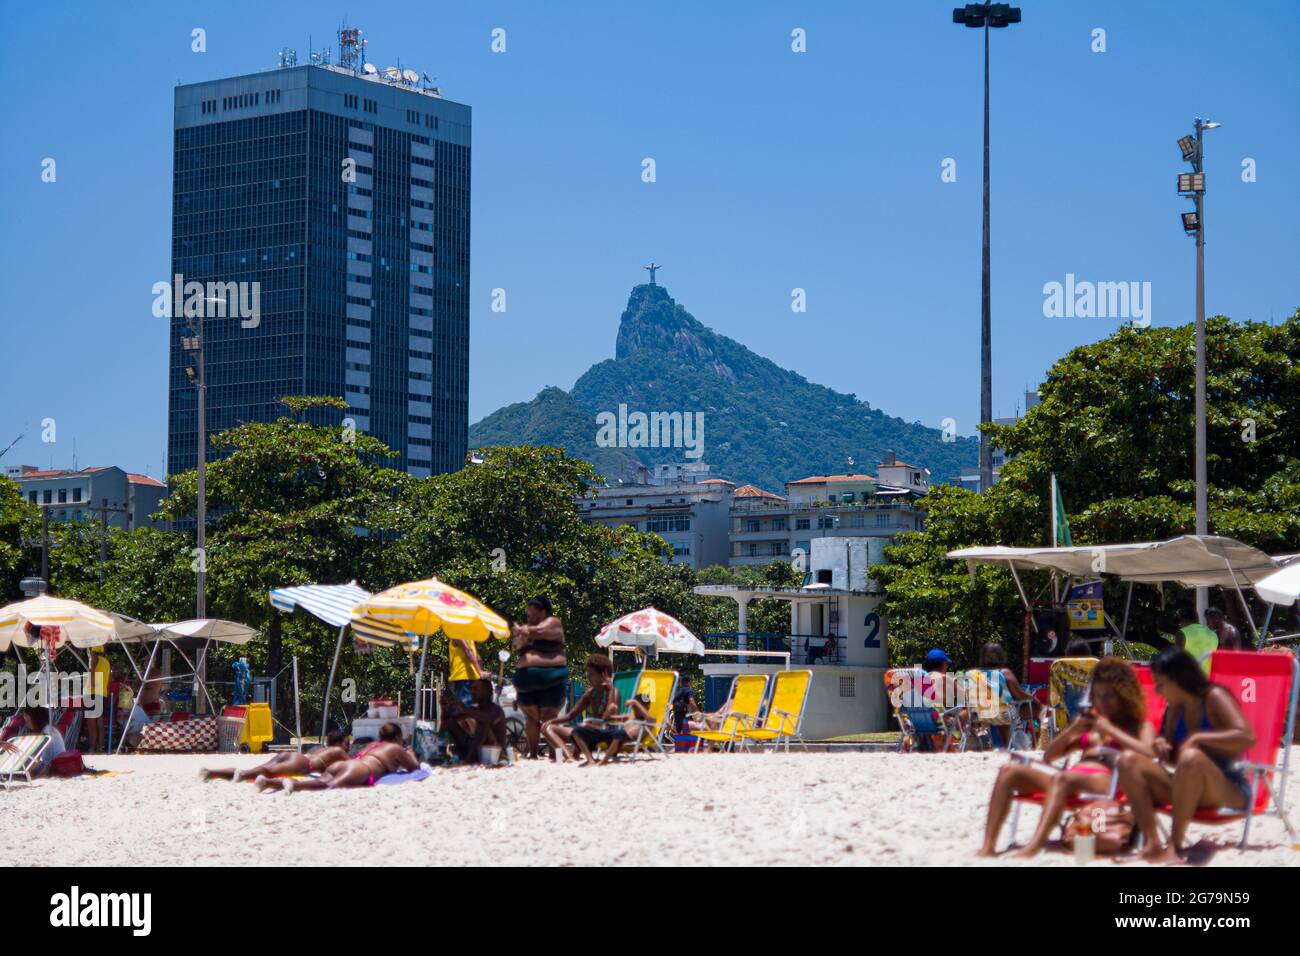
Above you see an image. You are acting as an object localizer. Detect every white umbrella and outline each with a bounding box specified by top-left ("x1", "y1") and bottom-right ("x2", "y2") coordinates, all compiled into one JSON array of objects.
[
  {"x1": 0, "y1": 596, "x2": 145, "y2": 651},
  {"x1": 1256, "y1": 563, "x2": 1300, "y2": 607},
  {"x1": 595, "y1": 607, "x2": 705, "y2": 656},
  {"x1": 152, "y1": 619, "x2": 258, "y2": 645}
]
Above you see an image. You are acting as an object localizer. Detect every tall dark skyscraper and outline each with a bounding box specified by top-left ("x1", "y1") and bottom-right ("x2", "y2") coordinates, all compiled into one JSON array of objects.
[{"x1": 168, "y1": 42, "x2": 470, "y2": 479}]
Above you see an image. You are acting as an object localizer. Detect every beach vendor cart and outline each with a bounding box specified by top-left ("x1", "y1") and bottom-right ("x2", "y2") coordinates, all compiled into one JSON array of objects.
[{"x1": 110, "y1": 618, "x2": 261, "y2": 753}]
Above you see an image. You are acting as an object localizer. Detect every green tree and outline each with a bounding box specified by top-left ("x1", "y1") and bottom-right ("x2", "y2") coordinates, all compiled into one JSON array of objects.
[{"x1": 873, "y1": 313, "x2": 1300, "y2": 668}]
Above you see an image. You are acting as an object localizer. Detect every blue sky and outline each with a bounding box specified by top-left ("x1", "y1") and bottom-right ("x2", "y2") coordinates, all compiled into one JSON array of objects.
[{"x1": 2, "y1": 0, "x2": 1297, "y2": 479}]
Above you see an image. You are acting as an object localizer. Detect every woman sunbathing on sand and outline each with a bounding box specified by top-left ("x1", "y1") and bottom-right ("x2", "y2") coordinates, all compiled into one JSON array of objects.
[
  {"x1": 257, "y1": 722, "x2": 418, "y2": 793},
  {"x1": 200, "y1": 730, "x2": 352, "y2": 782},
  {"x1": 978, "y1": 657, "x2": 1155, "y2": 857}
]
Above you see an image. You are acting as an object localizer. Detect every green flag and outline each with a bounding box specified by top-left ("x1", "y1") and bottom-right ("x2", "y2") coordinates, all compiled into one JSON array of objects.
[{"x1": 1052, "y1": 474, "x2": 1073, "y2": 547}]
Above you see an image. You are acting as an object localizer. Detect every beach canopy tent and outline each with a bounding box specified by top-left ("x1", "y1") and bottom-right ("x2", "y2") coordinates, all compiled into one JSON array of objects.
[
  {"x1": 596, "y1": 607, "x2": 705, "y2": 657},
  {"x1": 268, "y1": 582, "x2": 372, "y2": 737},
  {"x1": 946, "y1": 535, "x2": 1292, "y2": 652},
  {"x1": 111, "y1": 618, "x2": 259, "y2": 753}
]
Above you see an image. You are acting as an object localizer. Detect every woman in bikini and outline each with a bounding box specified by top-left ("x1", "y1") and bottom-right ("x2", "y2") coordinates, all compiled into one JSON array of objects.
[
  {"x1": 979, "y1": 657, "x2": 1155, "y2": 857},
  {"x1": 256, "y1": 722, "x2": 418, "y2": 793},
  {"x1": 511, "y1": 596, "x2": 569, "y2": 759},
  {"x1": 1115, "y1": 646, "x2": 1254, "y2": 862},
  {"x1": 545, "y1": 654, "x2": 618, "y2": 763},
  {"x1": 200, "y1": 730, "x2": 351, "y2": 782}
]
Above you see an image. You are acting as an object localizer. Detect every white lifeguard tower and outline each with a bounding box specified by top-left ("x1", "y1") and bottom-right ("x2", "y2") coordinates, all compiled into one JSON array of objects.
[{"x1": 694, "y1": 537, "x2": 890, "y2": 739}]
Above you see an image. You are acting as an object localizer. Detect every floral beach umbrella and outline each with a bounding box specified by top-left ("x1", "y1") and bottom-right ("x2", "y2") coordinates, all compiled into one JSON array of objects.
[
  {"x1": 0, "y1": 596, "x2": 150, "y2": 652},
  {"x1": 595, "y1": 607, "x2": 704, "y2": 656},
  {"x1": 350, "y1": 578, "x2": 509, "y2": 647}
]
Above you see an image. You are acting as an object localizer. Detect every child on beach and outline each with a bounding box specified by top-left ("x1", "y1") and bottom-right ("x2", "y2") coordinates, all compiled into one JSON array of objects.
[{"x1": 545, "y1": 654, "x2": 619, "y2": 763}]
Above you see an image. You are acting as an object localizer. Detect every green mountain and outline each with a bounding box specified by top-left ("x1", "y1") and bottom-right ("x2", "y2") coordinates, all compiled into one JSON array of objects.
[{"x1": 469, "y1": 284, "x2": 979, "y2": 491}]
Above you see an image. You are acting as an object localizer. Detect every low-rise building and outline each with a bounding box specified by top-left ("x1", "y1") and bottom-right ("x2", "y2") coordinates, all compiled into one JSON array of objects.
[
  {"x1": 954, "y1": 388, "x2": 1040, "y2": 491},
  {"x1": 728, "y1": 453, "x2": 928, "y2": 567},
  {"x1": 5, "y1": 465, "x2": 168, "y2": 529},
  {"x1": 578, "y1": 463, "x2": 734, "y2": 569}
]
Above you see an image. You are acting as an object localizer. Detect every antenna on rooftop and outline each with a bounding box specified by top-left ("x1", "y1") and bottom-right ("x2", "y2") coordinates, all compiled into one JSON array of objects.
[
  {"x1": 277, "y1": 47, "x2": 297, "y2": 68},
  {"x1": 338, "y1": 23, "x2": 366, "y2": 73}
]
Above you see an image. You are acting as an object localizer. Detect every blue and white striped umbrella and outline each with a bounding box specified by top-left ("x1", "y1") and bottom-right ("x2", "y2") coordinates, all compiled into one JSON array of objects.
[{"x1": 269, "y1": 582, "x2": 372, "y2": 628}]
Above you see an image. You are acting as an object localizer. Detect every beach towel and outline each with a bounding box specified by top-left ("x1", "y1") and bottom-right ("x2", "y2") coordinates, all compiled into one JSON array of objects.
[{"x1": 374, "y1": 768, "x2": 432, "y2": 786}]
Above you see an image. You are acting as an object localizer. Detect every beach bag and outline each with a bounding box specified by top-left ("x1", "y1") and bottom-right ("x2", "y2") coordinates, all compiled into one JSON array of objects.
[
  {"x1": 50, "y1": 750, "x2": 85, "y2": 777},
  {"x1": 412, "y1": 721, "x2": 446, "y2": 763},
  {"x1": 1063, "y1": 800, "x2": 1133, "y2": 854}
]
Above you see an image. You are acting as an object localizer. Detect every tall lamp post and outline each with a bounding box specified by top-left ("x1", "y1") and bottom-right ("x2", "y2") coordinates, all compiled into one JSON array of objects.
[
  {"x1": 182, "y1": 303, "x2": 212, "y2": 620},
  {"x1": 953, "y1": 3, "x2": 1021, "y2": 493},
  {"x1": 1177, "y1": 118, "x2": 1219, "y2": 619}
]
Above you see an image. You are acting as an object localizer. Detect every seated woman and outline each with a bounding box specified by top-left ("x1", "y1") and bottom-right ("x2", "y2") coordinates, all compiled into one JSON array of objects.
[
  {"x1": 0, "y1": 706, "x2": 66, "y2": 776},
  {"x1": 978, "y1": 657, "x2": 1154, "y2": 857},
  {"x1": 1115, "y1": 646, "x2": 1254, "y2": 863},
  {"x1": 974, "y1": 642, "x2": 1043, "y2": 747},
  {"x1": 199, "y1": 730, "x2": 351, "y2": 782},
  {"x1": 587, "y1": 693, "x2": 654, "y2": 766},
  {"x1": 544, "y1": 655, "x2": 618, "y2": 763},
  {"x1": 256, "y1": 722, "x2": 417, "y2": 793}
]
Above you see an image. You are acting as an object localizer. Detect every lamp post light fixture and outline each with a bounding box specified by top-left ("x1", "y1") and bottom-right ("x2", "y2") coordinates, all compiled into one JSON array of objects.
[
  {"x1": 952, "y1": 3, "x2": 1022, "y2": 493},
  {"x1": 1177, "y1": 117, "x2": 1220, "y2": 618}
]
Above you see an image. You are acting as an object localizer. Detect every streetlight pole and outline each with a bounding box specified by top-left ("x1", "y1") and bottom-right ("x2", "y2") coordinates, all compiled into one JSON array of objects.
[
  {"x1": 953, "y1": 3, "x2": 1021, "y2": 493},
  {"x1": 196, "y1": 305, "x2": 206, "y2": 620},
  {"x1": 1177, "y1": 118, "x2": 1218, "y2": 619}
]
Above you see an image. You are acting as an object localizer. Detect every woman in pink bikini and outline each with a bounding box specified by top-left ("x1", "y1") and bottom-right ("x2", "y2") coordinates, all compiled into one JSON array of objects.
[
  {"x1": 200, "y1": 730, "x2": 351, "y2": 782},
  {"x1": 978, "y1": 657, "x2": 1156, "y2": 857},
  {"x1": 256, "y1": 723, "x2": 417, "y2": 793}
]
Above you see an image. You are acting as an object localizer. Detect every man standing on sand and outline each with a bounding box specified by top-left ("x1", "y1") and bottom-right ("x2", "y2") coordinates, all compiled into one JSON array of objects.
[
  {"x1": 1205, "y1": 607, "x2": 1245, "y2": 651},
  {"x1": 1174, "y1": 606, "x2": 1218, "y2": 674},
  {"x1": 448, "y1": 638, "x2": 485, "y2": 706}
]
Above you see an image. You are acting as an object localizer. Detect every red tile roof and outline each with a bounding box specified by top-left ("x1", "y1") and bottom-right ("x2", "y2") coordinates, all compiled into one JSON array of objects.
[
  {"x1": 733, "y1": 484, "x2": 784, "y2": 499},
  {"x1": 127, "y1": 474, "x2": 166, "y2": 488}
]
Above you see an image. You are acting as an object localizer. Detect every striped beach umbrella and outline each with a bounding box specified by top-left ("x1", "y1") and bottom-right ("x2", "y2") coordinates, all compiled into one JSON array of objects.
[
  {"x1": 596, "y1": 607, "x2": 705, "y2": 656},
  {"x1": 270, "y1": 581, "x2": 372, "y2": 628},
  {"x1": 350, "y1": 578, "x2": 509, "y2": 646},
  {"x1": 0, "y1": 596, "x2": 121, "y2": 652}
]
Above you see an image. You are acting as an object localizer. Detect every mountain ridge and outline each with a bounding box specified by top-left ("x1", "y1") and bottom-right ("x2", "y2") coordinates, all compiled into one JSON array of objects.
[{"x1": 469, "y1": 284, "x2": 978, "y2": 491}]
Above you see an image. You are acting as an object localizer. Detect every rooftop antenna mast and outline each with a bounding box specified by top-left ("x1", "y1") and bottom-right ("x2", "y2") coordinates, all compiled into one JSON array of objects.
[{"x1": 338, "y1": 23, "x2": 366, "y2": 74}]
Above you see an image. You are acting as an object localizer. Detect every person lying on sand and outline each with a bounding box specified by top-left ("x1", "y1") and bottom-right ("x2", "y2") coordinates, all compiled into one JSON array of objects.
[
  {"x1": 199, "y1": 730, "x2": 351, "y2": 782},
  {"x1": 576, "y1": 692, "x2": 653, "y2": 766},
  {"x1": 443, "y1": 679, "x2": 509, "y2": 763},
  {"x1": 545, "y1": 654, "x2": 618, "y2": 763},
  {"x1": 1115, "y1": 647, "x2": 1254, "y2": 864},
  {"x1": 256, "y1": 722, "x2": 417, "y2": 793},
  {"x1": 978, "y1": 657, "x2": 1156, "y2": 858}
]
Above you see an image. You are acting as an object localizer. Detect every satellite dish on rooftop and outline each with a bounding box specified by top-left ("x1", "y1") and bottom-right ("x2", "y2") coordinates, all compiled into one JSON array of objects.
[
  {"x1": 402, "y1": 69, "x2": 419, "y2": 85},
  {"x1": 383, "y1": 66, "x2": 400, "y2": 81},
  {"x1": 362, "y1": 63, "x2": 377, "y2": 75}
]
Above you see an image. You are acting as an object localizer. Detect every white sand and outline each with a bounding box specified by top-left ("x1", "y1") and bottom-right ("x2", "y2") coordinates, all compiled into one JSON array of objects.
[{"x1": 2, "y1": 750, "x2": 1297, "y2": 867}]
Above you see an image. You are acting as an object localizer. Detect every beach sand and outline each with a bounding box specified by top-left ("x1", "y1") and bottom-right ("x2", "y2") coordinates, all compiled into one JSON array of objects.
[{"x1": 2, "y1": 750, "x2": 1297, "y2": 866}]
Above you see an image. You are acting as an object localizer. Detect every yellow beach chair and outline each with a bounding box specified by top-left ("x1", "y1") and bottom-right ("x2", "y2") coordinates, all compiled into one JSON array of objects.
[
  {"x1": 739, "y1": 669, "x2": 813, "y2": 752},
  {"x1": 625, "y1": 669, "x2": 678, "y2": 758},
  {"x1": 691, "y1": 674, "x2": 770, "y2": 752}
]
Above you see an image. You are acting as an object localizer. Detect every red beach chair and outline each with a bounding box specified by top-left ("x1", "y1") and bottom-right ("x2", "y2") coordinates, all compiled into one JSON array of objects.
[{"x1": 1155, "y1": 650, "x2": 1299, "y2": 848}]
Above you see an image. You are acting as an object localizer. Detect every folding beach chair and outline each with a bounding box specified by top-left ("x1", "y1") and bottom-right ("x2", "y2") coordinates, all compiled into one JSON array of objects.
[
  {"x1": 1133, "y1": 664, "x2": 1166, "y2": 730},
  {"x1": 887, "y1": 667, "x2": 961, "y2": 753},
  {"x1": 1038, "y1": 658, "x2": 1098, "y2": 746},
  {"x1": 1154, "y1": 650, "x2": 1299, "y2": 848},
  {"x1": 612, "y1": 669, "x2": 642, "y2": 712},
  {"x1": 738, "y1": 669, "x2": 813, "y2": 752},
  {"x1": 0, "y1": 735, "x2": 51, "y2": 788},
  {"x1": 692, "y1": 674, "x2": 769, "y2": 752},
  {"x1": 964, "y1": 669, "x2": 1035, "y2": 751},
  {"x1": 624, "y1": 669, "x2": 678, "y2": 758}
]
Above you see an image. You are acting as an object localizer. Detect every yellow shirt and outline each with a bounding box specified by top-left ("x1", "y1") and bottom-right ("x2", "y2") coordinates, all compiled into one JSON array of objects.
[
  {"x1": 91, "y1": 657, "x2": 110, "y2": 697},
  {"x1": 448, "y1": 641, "x2": 480, "y2": 682}
]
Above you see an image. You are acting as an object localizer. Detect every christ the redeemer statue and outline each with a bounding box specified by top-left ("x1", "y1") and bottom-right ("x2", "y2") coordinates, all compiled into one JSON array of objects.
[{"x1": 643, "y1": 262, "x2": 661, "y2": 285}]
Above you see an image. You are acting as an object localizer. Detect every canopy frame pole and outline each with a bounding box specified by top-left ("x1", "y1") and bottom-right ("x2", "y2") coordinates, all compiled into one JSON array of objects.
[
  {"x1": 1120, "y1": 581, "x2": 1134, "y2": 641},
  {"x1": 413, "y1": 630, "x2": 431, "y2": 724},
  {"x1": 1260, "y1": 603, "x2": 1275, "y2": 646},
  {"x1": 1007, "y1": 562, "x2": 1036, "y2": 629},
  {"x1": 1222, "y1": 560, "x2": 1261, "y2": 645},
  {"x1": 116, "y1": 638, "x2": 161, "y2": 754},
  {"x1": 321, "y1": 623, "x2": 347, "y2": 739},
  {"x1": 167, "y1": 639, "x2": 218, "y2": 715}
]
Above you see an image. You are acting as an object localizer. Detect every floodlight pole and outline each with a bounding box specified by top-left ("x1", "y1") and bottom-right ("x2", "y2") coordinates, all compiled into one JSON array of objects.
[{"x1": 1192, "y1": 118, "x2": 1208, "y2": 619}]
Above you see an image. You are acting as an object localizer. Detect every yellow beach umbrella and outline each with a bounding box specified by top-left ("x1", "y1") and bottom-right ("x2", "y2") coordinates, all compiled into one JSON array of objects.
[{"x1": 350, "y1": 578, "x2": 509, "y2": 647}]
